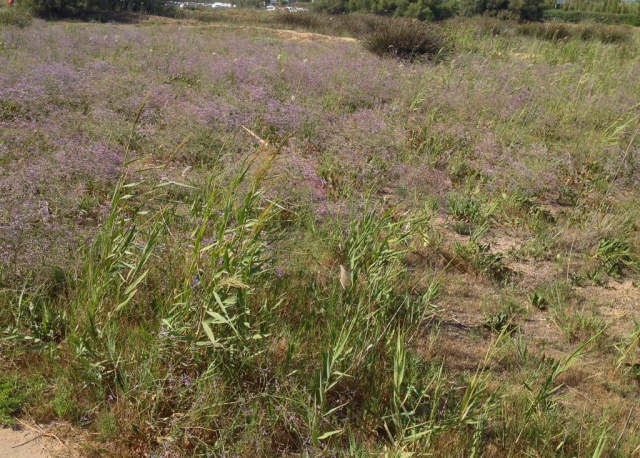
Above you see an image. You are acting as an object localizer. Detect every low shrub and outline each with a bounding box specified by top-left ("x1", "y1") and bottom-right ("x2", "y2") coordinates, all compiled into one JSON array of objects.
[
  {"x1": 362, "y1": 18, "x2": 445, "y2": 60},
  {"x1": 516, "y1": 21, "x2": 631, "y2": 43},
  {"x1": 0, "y1": 8, "x2": 32, "y2": 27},
  {"x1": 543, "y1": 9, "x2": 640, "y2": 27},
  {"x1": 0, "y1": 374, "x2": 29, "y2": 426}
]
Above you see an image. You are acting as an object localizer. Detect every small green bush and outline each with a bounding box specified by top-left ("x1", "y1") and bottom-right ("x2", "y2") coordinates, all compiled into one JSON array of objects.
[
  {"x1": 51, "y1": 378, "x2": 77, "y2": 420},
  {"x1": 0, "y1": 8, "x2": 32, "y2": 27},
  {"x1": 0, "y1": 374, "x2": 28, "y2": 426},
  {"x1": 593, "y1": 237, "x2": 638, "y2": 278},
  {"x1": 446, "y1": 192, "x2": 482, "y2": 223},
  {"x1": 362, "y1": 18, "x2": 445, "y2": 60}
]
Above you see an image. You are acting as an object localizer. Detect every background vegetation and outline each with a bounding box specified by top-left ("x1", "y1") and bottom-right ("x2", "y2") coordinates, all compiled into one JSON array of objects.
[
  {"x1": 8, "y1": 0, "x2": 640, "y2": 24},
  {"x1": 1, "y1": 4, "x2": 640, "y2": 457},
  {"x1": 18, "y1": 0, "x2": 164, "y2": 16}
]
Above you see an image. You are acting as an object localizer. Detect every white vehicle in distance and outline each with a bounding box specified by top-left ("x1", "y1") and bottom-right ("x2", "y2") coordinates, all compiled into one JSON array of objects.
[{"x1": 165, "y1": 2, "x2": 235, "y2": 8}]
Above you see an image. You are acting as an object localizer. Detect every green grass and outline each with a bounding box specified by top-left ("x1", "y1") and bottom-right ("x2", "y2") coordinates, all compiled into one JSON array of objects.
[{"x1": 0, "y1": 11, "x2": 639, "y2": 457}]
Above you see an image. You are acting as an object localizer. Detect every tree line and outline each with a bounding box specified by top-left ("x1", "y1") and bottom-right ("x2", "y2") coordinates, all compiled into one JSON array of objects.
[
  {"x1": 21, "y1": 0, "x2": 640, "y2": 26},
  {"x1": 22, "y1": 0, "x2": 164, "y2": 16},
  {"x1": 313, "y1": 0, "x2": 546, "y2": 21}
]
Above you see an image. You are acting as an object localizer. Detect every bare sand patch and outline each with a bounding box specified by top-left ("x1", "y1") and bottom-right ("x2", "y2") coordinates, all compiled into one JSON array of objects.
[{"x1": 0, "y1": 422, "x2": 77, "y2": 458}]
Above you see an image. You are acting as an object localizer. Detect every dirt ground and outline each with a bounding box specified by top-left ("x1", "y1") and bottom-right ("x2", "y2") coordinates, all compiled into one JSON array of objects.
[{"x1": 0, "y1": 423, "x2": 74, "y2": 458}]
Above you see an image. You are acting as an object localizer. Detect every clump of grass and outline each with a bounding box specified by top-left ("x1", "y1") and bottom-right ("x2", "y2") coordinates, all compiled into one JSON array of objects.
[{"x1": 362, "y1": 19, "x2": 445, "y2": 60}]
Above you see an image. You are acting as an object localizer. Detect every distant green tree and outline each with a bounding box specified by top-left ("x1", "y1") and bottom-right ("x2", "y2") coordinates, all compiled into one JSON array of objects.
[
  {"x1": 315, "y1": 0, "x2": 457, "y2": 20},
  {"x1": 404, "y1": 0, "x2": 436, "y2": 20},
  {"x1": 24, "y1": 0, "x2": 163, "y2": 16},
  {"x1": 508, "y1": 0, "x2": 542, "y2": 20},
  {"x1": 460, "y1": 0, "x2": 541, "y2": 20},
  {"x1": 316, "y1": 0, "x2": 348, "y2": 13}
]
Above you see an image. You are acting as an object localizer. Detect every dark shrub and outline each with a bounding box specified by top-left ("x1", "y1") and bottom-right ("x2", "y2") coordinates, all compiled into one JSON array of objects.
[
  {"x1": 22, "y1": 0, "x2": 163, "y2": 17},
  {"x1": 461, "y1": 0, "x2": 542, "y2": 21},
  {"x1": 506, "y1": 0, "x2": 543, "y2": 21},
  {"x1": 362, "y1": 18, "x2": 445, "y2": 60}
]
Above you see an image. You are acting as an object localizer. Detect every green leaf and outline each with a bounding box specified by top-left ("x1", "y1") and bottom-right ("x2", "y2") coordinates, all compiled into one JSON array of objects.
[
  {"x1": 115, "y1": 289, "x2": 137, "y2": 312},
  {"x1": 124, "y1": 270, "x2": 149, "y2": 296},
  {"x1": 206, "y1": 311, "x2": 231, "y2": 324},
  {"x1": 317, "y1": 429, "x2": 343, "y2": 440},
  {"x1": 201, "y1": 321, "x2": 221, "y2": 347}
]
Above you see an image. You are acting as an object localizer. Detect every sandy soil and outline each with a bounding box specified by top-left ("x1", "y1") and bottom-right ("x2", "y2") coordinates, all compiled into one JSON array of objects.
[{"x1": 0, "y1": 424, "x2": 71, "y2": 458}]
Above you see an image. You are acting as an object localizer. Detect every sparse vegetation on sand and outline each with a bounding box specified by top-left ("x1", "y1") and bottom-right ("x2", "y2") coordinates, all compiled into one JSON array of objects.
[{"x1": 1, "y1": 8, "x2": 640, "y2": 456}]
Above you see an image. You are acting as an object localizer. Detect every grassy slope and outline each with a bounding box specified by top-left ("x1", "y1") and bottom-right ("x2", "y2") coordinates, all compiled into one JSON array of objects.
[{"x1": 1, "y1": 8, "x2": 640, "y2": 456}]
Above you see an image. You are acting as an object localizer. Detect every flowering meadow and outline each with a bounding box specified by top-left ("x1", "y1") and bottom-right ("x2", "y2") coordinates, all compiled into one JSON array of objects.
[{"x1": 1, "y1": 8, "x2": 640, "y2": 456}]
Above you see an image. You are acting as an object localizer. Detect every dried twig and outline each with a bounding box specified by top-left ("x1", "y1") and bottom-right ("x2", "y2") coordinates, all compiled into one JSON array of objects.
[
  {"x1": 242, "y1": 125, "x2": 269, "y2": 146},
  {"x1": 14, "y1": 419, "x2": 68, "y2": 450}
]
